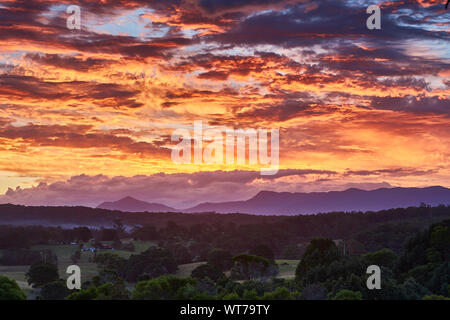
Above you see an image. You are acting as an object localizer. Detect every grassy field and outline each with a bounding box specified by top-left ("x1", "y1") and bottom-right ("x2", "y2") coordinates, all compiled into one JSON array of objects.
[
  {"x1": 276, "y1": 259, "x2": 299, "y2": 279},
  {"x1": 0, "y1": 240, "x2": 155, "y2": 290},
  {"x1": 175, "y1": 262, "x2": 207, "y2": 277}
]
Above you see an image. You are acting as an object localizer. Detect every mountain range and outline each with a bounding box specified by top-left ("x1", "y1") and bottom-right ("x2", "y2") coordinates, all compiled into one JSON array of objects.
[
  {"x1": 98, "y1": 186, "x2": 450, "y2": 215},
  {"x1": 97, "y1": 196, "x2": 176, "y2": 213}
]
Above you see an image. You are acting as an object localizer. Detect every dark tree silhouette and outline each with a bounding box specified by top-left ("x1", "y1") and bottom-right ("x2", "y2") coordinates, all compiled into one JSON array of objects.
[{"x1": 446, "y1": 0, "x2": 449, "y2": 10}]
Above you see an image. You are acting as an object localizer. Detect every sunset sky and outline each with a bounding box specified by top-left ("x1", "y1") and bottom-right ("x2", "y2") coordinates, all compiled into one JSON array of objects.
[{"x1": 0, "y1": 0, "x2": 449, "y2": 208}]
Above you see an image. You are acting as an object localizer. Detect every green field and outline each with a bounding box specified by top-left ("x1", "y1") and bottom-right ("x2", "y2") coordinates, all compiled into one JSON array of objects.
[
  {"x1": 276, "y1": 260, "x2": 299, "y2": 279},
  {"x1": 175, "y1": 260, "x2": 299, "y2": 279},
  {"x1": 175, "y1": 262, "x2": 207, "y2": 277}
]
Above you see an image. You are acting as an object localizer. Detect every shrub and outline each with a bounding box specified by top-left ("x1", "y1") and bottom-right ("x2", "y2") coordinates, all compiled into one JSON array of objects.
[
  {"x1": 0, "y1": 275, "x2": 26, "y2": 300},
  {"x1": 333, "y1": 289, "x2": 363, "y2": 300}
]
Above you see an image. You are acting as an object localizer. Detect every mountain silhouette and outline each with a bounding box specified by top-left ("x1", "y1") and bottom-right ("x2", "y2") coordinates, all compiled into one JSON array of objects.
[
  {"x1": 183, "y1": 186, "x2": 450, "y2": 215},
  {"x1": 97, "y1": 196, "x2": 176, "y2": 213}
]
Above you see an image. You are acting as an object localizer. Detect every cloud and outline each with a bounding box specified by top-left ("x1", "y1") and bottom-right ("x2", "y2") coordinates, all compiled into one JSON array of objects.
[
  {"x1": 0, "y1": 123, "x2": 171, "y2": 157},
  {"x1": 0, "y1": 170, "x2": 335, "y2": 208},
  {"x1": 1, "y1": 167, "x2": 443, "y2": 208}
]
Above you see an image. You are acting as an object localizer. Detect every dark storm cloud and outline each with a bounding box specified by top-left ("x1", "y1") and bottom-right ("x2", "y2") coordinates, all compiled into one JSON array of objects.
[
  {"x1": 369, "y1": 95, "x2": 450, "y2": 114},
  {"x1": 0, "y1": 74, "x2": 143, "y2": 108},
  {"x1": 209, "y1": 0, "x2": 449, "y2": 47},
  {"x1": 0, "y1": 123, "x2": 170, "y2": 157},
  {"x1": 25, "y1": 53, "x2": 113, "y2": 72}
]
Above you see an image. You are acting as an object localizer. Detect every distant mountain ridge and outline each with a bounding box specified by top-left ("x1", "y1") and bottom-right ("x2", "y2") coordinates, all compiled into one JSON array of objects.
[
  {"x1": 0, "y1": 186, "x2": 449, "y2": 227},
  {"x1": 183, "y1": 186, "x2": 450, "y2": 215},
  {"x1": 97, "y1": 196, "x2": 176, "y2": 213}
]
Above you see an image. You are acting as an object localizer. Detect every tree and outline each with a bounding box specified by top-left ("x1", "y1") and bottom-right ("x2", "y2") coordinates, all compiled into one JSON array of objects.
[
  {"x1": 26, "y1": 262, "x2": 59, "y2": 288},
  {"x1": 124, "y1": 247, "x2": 177, "y2": 282},
  {"x1": 426, "y1": 262, "x2": 450, "y2": 296},
  {"x1": 301, "y1": 284, "x2": 328, "y2": 300},
  {"x1": 73, "y1": 227, "x2": 92, "y2": 242},
  {"x1": 191, "y1": 264, "x2": 225, "y2": 282},
  {"x1": 132, "y1": 275, "x2": 196, "y2": 300},
  {"x1": 207, "y1": 249, "x2": 233, "y2": 271},
  {"x1": 222, "y1": 292, "x2": 240, "y2": 300},
  {"x1": 242, "y1": 289, "x2": 259, "y2": 299},
  {"x1": 262, "y1": 287, "x2": 294, "y2": 300},
  {"x1": 430, "y1": 225, "x2": 450, "y2": 260},
  {"x1": 333, "y1": 289, "x2": 363, "y2": 300},
  {"x1": 231, "y1": 254, "x2": 278, "y2": 280},
  {"x1": 94, "y1": 252, "x2": 126, "y2": 276},
  {"x1": 295, "y1": 238, "x2": 341, "y2": 282},
  {"x1": 40, "y1": 280, "x2": 70, "y2": 300},
  {"x1": 0, "y1": 275, "x2": 26, "y2": 300},
  {"x1": 401, "y1": 278, "x2": 430, "y2": 300},
  {"x1": 362, "y1": 248, "x2": 397, "y2": 269},
  {"x1": 163, "y1": 242, "x2": 192, "y2": 264},
  {"x1": 131, "y1": 225, "x2": 159, "y2": 241},
  {"x1": 423, "y1": 294, "x2": 450, "y2": 300},
  {"x1": 67, "y1": 281, "x2": 129, "y2": 300},
  {"x1": 101, "y1": 228, "x2": 118, "y2": 241}
]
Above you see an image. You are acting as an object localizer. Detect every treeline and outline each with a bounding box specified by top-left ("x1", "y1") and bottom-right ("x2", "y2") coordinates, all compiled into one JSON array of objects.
[
  {"x1": 0, "y1": 225, "x2": 92, "y2": 249},
  {"x1": 1, "y1": 203, "x2": 449, "y2": 230},
  {"x1": 1, "y1": 205, "x2": 449, "y2": 260},
  {"x1": 133, "y1": 205, "x2": 450, "y2": 258}
]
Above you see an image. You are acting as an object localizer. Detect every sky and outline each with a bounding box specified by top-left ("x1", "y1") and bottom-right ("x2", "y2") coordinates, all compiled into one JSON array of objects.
[{"x1": 0, "y1": 0, "x2": 449, "y2": 208}]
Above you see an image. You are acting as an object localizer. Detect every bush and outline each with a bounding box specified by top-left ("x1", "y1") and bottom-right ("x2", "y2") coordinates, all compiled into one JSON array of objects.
[
  {"x1": 423, "y1": 294, "x2": 450, "y2": 300},
  {"x1": 191, "y1": 264, "x2": 225, "y2": 282},
  {"x1": 295, "y1": 238, "x2": 340, "y2": 282},
  {"x1": 262, "y1": 287, "x2": 293, "y2": 300},
  {"x1": 0, "y1": 275, "x2": 26, "y2": 300},
  {"x1": 67, "y1": 281, "x2": 129, "y2": 300},
  {"x1": 40, "y1": 280, "x2": 70, "y2": 300},
  {"x1": 26, "y1": 262, "x2": 59, "y2": 288},
  {"x1": 333, "y1": 289, "x2": 363, "y2": 300},
  {"x1": 231, "y1": 254, "x2": 278, "y2": 280},
  {"x1": 301, "y1": 284, "x2": 328, "y2": 300},
  {"x1": 207, "y1": 249, "x2": 233, "y2": 271},
  {"x1": 222, "y1": 292, "x2": 240, "y2": 300},
  {"x1": 132, "y1": 275, "x2": 196, "y2": 300},
  {"x1": 124, "y1": 247, "x2": 177, "y2": 282},
  {"x1": 242, "y1": 289, "x2": 259, "y2": 299},
  {"x1": 362, "y1": 248, "x2": 397, "y2": 269}
]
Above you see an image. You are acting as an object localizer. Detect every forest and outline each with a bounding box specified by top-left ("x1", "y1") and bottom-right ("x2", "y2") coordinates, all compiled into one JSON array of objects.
[{"x1": 0, "y1": 205, "x2": 449, "y2": 300}]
